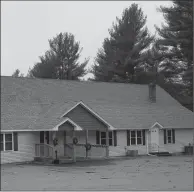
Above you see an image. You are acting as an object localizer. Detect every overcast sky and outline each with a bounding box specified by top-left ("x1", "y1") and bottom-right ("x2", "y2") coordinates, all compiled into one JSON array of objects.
[{"x1": 1, "y1": 1, "x2": 172, "y2": 79}]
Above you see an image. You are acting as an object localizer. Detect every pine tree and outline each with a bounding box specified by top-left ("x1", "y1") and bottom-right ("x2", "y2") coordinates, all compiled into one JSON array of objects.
[
  {"x1": 92, "y1": 3, "x2": 154, "y2": 82},
  {"x1": 155, "y1": 0, "x2": 193, "y2": 96},
  {"x1": 29, "y1": 32, "x2": 89, "y2": 80}
]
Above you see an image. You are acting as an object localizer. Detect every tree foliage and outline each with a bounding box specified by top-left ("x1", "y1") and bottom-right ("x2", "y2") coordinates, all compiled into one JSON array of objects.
[
  {"x1": 12, "y1": 69, "x2": 24, "y2": 77},
  {"x1": 154, "y1": 0, "x2": 193, "y2": 96},
  {"x1": 92, "y1": 3, "x2": 154, "y2": 82},
  {"x1": 28, "y1": 32, "x2": 89, "y2": 80}
]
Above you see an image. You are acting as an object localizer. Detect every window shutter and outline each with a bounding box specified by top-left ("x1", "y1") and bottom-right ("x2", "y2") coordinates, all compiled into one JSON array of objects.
[
  {"x1": 127, "y1": 130, "x2": 130, "y2": 146},
  {"x1": 13, "y1": 132, "x2": 18, "y2": 151},
  {"x1": 40, "y1": 131, "x2": 44, "y2": 143},
  {"x1": 172, "y1": 129, "x2": 175, "y2": 143},
  {"x1": 164, "y1": 129, "x2": 167, "y2": 144},
  {"x1": 96, "y1": 131, "x2": 100, "y2": 144},
  {"x1": 46, "y1": 131, "x2": 49, "y2": 144},
  {"x1": 113, "y1": 130, "x2": 117, "y2": 146},
  {"x1": 142, "y1": 130, "x2": 146, "y2": 145}
]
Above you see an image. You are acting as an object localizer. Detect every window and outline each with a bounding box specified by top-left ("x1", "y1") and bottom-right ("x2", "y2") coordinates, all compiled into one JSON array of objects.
[
  {"x1": 164, "y1": 129, "x2": 175, "y2": 144},
  {"x1": 166, "y1": 129, "x2": 175, "y2": 144},
  {"x1": 98, "y1": 131, "x2": 113, "y2": 146},
  {"x1": 127, "y1": 130, "x2": 145, "y2": 145},
  {"x1": 1, "y1": 133, "x2": 13, "y2": 151},
  {"x1": 100, "y1": 132, "x2": 106, "y2": 145},
  {"x1": 137, "y1": 130, "x2": 142, "y2": 145},
  {"x1": 131, "y1": 131, "x2": 136, "y2": 145}
]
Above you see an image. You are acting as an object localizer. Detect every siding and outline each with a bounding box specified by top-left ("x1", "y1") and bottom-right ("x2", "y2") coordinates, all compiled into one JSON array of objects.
[
  {"x1": 1, "y1": 132, "x2": 39, "y2": 164},
  {"x1": 65, "y1": 105, "x2": 107, "y2": 131},
  {"x1": 58, "y1": 122, "x2": 74, "y2": 131},
  {"x1": 159, "y1": 128, "x2": 193, "y2": 153},
  {"x1": 57, "y1": 130, "x2": 148, "y2": 157},
  {"x1": 109, "y1": 130, "x2": 148, "y2": 156}
]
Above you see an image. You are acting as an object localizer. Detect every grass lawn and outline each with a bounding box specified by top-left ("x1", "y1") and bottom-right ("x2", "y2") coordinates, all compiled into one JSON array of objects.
[{"x1": 1, "y1": 155, "x2": 193, "y2": 190}]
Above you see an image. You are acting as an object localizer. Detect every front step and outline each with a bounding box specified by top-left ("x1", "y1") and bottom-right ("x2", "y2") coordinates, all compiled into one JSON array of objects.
[
  {"x1": 34, "y1": 157, "x2": 74, "y2": 165},
  {"x1": 149, "y1": 152, "x2": 172, "y2": 156}
]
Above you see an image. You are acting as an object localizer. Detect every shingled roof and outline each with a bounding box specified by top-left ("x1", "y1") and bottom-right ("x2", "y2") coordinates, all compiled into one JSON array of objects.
[{"x1": 1, "y1": 76, "x2": 193, "y2": 131}]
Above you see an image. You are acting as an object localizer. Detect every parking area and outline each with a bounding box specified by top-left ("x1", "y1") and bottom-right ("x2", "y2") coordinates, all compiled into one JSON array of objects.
[{"x1": 1, "y1": 155, "x2": 193, "y2": 190}]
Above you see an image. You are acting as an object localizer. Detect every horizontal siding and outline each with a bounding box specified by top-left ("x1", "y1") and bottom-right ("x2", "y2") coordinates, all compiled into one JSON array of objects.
[
  {"x1": 159, "y1": 128, "x2": 193, "y2": 153},
  {"x1": 109, "y1": 130, "x2": 148, "y2": 156},
  {"x1": 65, "y1": 105, "x2": 107, "y2": 131},
  {"x1": 1, "y1": 132, "x2": 39, "y2": 164},
  {"x1": 57, "y1": 130, "x2": 148, "y2": 157},
  {"x1": 58, "y1": 122, "x2": 74, "y2": 131}
]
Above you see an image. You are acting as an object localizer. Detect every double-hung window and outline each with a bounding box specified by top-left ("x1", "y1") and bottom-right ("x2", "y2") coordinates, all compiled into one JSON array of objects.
[
  {"x1": 164, "y1": 129, "x2": 175, "y2": 144},
  {"x1": 0, "y1": 133, "x2": 13, "y2": 151},
  {"x1": 97, "y1": 131, "x2": 113, "y2": 146},
  {"x1": 127, "y1": 130, "x2": 145, "y2": 146}
]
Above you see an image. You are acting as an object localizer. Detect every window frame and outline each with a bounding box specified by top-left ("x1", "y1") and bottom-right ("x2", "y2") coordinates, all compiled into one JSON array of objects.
[
  {"x1": 0, "y1": 133, "x2": 14, "y2": 151},
  {"x1": 166, "y1": 129, "x2": 173, "y2": 144},
  {"x1": 128, "y1": 130, "x2": 143, "y2": 146},
  {"x1": 99, "y1": 131, "x2": 113, "y2": 146}
]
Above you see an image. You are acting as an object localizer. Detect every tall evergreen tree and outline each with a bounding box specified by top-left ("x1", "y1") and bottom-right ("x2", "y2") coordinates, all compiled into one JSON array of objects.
[
  {"x1": 92, "y1": 3, "x2": 154, "y2": 82},
  {"x1": 28, "y1": 32, "x2": 89, "y2": 80},
  {"x1": 155, "y1": 0, "x2": 193, "y2": 96}
]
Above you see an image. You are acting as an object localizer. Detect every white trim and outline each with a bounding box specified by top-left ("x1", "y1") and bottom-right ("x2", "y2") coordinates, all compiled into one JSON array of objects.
[
  {"x1": 150, "y1": 122, "x2": 163, "y2": 129},
  {"x1": 146, "y1": 131, "x2": 149, "y2": 154},
  {"x1": 60, "y1": 101, "x2": 114, "y2": 130},
  {"x1": 0, "y1": 129, "x2": 57, "y2": 133},
  {"x1": 112, "y1": 128, "x2": 150, "y2": 130},
  {"x1": 1, "y1": 126, "x2": 189, "y2": 132},
  {"x1": 127, "y1": 130, "x2": 144, "y2": 146},
  {"x1": 1, "y1": 132, "x2": 14, "y2": 152},
  {"x1": 98, "y1": 131, "x2": 114, "y2": 146},
  {"x1": 53, "y1": 117, "x2": 83, "y2": 131},
  {"x1": 166, "y1": 128, "x2": 174, "y2": 144}
]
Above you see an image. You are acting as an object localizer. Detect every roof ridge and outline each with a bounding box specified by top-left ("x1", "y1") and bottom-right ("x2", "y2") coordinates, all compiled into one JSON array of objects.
[{"x1": 1, "y1": 76, "x2": 151, "y2": 87}]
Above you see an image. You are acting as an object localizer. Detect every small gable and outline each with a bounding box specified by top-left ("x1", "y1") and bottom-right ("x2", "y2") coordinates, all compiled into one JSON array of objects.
[
  {"x1": 151, "y1": 122, "x2": 163, "y2": 129},
  {"x1": 64, "y1": 104, "x2": 108, "y2": 131},
  {"x1": 58, "y1": 121, "x2": 75, "y2": 131}
]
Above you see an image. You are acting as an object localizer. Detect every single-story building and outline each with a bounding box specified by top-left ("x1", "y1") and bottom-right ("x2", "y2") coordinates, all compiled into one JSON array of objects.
[{"x1": 1, "y1": 76, "x2": 193, "y2": 164}]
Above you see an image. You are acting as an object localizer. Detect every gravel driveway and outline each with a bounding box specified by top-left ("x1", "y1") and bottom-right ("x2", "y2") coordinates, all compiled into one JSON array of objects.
[{"x1": 1, "y1": 155, "x2": 193, "y2": 190}]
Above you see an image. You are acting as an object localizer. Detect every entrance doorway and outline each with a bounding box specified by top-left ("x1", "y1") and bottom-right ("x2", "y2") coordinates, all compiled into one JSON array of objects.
[{"x1": 150, "y1": 127, "x2": 159, "y2": 152}]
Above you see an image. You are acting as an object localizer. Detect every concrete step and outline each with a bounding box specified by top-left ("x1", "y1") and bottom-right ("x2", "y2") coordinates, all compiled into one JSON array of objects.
[
  {"x1": 149, "y1": 152, "x2": 172, "y2": 156},
  {"x1": 34, "y1": 156, "x2": 74, "y2": 165}
]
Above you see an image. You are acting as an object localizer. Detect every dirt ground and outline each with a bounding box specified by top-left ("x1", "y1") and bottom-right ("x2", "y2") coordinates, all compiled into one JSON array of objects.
[{"x1": 1, "y1": 155, "x2": 193, "y2": 191}]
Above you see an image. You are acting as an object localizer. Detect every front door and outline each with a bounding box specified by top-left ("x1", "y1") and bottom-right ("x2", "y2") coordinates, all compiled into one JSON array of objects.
[{"x1": 150, "y1": 128, "x2": 159, "y2": 152}]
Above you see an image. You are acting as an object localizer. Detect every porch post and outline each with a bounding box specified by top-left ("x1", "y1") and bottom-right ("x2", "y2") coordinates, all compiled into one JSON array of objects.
[
  {"x1": 85, "y1": 130, "x2": 88, "y2": 159},
  {"x1": 106, "y1": 129, "x2": 109, "y2": 158},
  {"x1": 72, "y1": 130, "x2": 76, "y2": 163},
  {"x1": 146, "y1": 130, "x2": 149, "y2": 154}
]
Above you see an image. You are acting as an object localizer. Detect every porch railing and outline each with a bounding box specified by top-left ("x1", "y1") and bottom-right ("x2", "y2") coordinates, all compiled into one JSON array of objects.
[{"x1": 35, "y1": 143, "x2": 54, "y2": 158}]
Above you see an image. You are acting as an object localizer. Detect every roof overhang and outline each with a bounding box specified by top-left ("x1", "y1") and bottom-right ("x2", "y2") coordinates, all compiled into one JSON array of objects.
[{"x1": 60, "y1": 101, "x2": 115, "y2": 130}]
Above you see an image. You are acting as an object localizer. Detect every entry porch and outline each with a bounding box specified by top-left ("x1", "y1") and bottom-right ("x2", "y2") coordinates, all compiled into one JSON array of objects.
[{"x1": 34, "y1": 119, "x2": 110, "y2": 162}]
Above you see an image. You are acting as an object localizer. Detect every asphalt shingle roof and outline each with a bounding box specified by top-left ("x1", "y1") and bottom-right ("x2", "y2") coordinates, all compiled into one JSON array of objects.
[{"x1": 1, "y1": 76, "x2": 193, "y2": 131}]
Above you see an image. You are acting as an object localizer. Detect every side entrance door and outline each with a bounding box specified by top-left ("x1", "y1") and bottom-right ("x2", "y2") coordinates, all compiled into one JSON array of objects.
[{"x1": 150, "y1": 128, "x2": 159, "y2": 152}]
